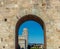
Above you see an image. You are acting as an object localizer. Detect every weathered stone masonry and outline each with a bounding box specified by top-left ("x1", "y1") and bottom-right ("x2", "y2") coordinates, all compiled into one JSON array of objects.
[{"x1": 0, "y1": 0, "x2": 60, "y2": 49}]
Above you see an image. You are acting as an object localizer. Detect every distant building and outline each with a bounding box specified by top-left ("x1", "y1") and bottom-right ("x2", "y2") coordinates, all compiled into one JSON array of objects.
[
  {"x1": 30, "y1": 44, "x2": 44, "y2": 49},
  {"x1": 18, "y1": 28, "x2": 28, "y2": 49}
]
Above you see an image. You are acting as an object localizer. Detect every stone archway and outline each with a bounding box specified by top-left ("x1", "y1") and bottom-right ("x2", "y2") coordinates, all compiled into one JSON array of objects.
[{"x1": 15, "y1": 14, "x2": 46, "y2": 49}]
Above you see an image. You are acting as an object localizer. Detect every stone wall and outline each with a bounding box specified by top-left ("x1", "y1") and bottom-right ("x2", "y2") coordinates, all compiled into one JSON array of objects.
[{"x1": 0, "y1": 0, "x2": 60, "y2": 49}]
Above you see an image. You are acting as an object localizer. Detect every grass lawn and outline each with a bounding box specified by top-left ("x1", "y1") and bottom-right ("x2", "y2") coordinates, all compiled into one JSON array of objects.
[{"x1": 31, "y1": 48, "x2": 42, "y2": 49}]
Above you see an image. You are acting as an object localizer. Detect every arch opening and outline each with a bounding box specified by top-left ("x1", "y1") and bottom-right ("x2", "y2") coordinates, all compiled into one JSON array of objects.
[{"x1": 15, "y1": 14, "x2": 46, "y2": 49}]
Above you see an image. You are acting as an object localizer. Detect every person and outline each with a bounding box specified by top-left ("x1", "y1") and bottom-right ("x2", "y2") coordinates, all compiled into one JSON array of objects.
[
  {"x1": 28, "y1": 45, "x2": 31, "y2": 49},
  {"x1": 18, "y1": 44, "x2": 20, "y2": 49},
  {"x1": 21, "y1": 47, "x2": 24, "y2": 49}
]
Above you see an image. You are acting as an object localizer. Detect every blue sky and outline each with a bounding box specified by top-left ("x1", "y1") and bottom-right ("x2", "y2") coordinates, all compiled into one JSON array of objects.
[{"x1": 18, "y1": 20, "x2": 44, "y2": 44}]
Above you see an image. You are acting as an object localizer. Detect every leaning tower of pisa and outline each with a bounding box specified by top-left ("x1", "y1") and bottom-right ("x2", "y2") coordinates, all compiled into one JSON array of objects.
[
  {"x1": 22, "y1": 28, "x2": 28, "y2": 49},
  {"x1": 18, "y1": 28, "x2": 28, "y2": 49}
]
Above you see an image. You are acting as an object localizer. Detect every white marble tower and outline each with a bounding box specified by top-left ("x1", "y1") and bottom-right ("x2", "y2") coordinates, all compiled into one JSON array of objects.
[
  {"x1": 18, "y1": 28, "x2": 28, "y2": 49},
  {"x1": 23, "y1": 28, "x2": 28, "y2": 49}
]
